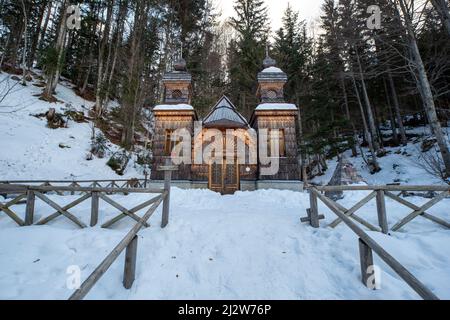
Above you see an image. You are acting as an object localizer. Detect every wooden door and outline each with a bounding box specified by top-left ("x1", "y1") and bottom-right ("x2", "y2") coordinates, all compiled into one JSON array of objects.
[{"x1": 208, "y1": 161, "x2": 240, "y2": 195}]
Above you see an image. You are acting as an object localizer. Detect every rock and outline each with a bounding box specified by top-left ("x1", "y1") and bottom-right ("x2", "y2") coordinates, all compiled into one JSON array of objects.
[
  {"x1": 325, "y1": 155, "x2": 365, "y2": 200},
  {"x1": 59, "y1": 143, "x2": 71, "y2": 149},
  {"x1": 11, "y1": 76, "x2": 21, "y2": 81},
  {"x1": 421, "y1": 138, "x2": 436, "y2": 152}
]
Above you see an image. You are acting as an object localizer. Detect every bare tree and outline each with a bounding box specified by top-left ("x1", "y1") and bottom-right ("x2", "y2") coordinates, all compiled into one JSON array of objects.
[
  {"x1": 20, "y1": 0, "x2": 28, "y2": 85},
  {"x1": 392, "y1": 0, "x2": 450, "y2": 177},
  {"x1": 43, "y1": 0, "x2": 68, "y2": 100}
]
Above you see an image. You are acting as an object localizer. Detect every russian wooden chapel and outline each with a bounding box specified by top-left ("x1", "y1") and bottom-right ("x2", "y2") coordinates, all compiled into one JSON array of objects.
[{"x1": 151, "y1": 52, "x2": 301, "y2": 194}]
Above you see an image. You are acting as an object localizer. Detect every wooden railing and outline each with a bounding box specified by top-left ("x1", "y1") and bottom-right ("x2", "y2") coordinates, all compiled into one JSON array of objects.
[
  {"x1": 0, "y1": 163, "x2": 178, "y2": 299},
  {"x1": 301, "y1": 185, "x2": 448, "y2": 300}
]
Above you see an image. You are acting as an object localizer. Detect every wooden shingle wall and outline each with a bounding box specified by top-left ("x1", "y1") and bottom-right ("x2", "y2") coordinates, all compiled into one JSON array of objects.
[{"x1": 254, "y1": 111, "x2": 300, "y2": 180}]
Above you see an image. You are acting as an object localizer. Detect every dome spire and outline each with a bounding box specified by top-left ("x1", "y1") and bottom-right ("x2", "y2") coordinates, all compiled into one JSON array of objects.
[
  {"x1": 173, "y1": 44, "x2": 187, "y2": 71},
  {"x1": 263, "y1": 43, "x2": 277, "y2": 69}
]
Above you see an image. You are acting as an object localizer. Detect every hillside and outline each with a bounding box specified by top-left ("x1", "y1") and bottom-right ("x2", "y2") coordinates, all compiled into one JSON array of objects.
[{"x1": 0, "y1": 71, "x2": 143, "y2": 181}]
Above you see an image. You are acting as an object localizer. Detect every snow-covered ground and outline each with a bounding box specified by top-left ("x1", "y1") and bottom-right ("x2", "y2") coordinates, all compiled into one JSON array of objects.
[
  {"x1": 1, "y1": 187, "x2": 449, "y2": 300},
  {"x1": 1, "y1": 71, "x2": 450, "y2": 300}
]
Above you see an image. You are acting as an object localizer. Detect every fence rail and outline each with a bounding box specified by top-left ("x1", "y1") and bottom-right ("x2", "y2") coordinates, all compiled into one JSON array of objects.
[{"x1": 302, "y1": 185, "x2": 447, "y2": 300}]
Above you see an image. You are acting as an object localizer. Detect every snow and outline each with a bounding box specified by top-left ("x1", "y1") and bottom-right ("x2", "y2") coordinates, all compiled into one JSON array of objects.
[
  {"x1": 1, "y1": 187, "x2": 449, "y2": 300},
  {"x1": 261, "y1": 67, "x2": 283, "y2": 73},
  {"x1": 153, "y1": 104, "x2": 194, "y2": 111},
  {"x1": 312, "y1": 126, "x2": 449, "y2": 186},
  {"x1": 256, "y1": 103, "x2": 298, "y2": 111},
  {"x1": 0, "y1": 72, "x2": 140, "y2": 180}
]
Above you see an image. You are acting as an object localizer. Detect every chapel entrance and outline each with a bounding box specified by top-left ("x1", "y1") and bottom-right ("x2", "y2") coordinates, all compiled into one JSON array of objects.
[{"x1": 208, "y1": 160, "x2": 240, "y2": 195}]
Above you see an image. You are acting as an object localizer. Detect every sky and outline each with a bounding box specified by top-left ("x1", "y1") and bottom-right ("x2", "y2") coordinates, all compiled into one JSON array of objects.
[{"x1": 215, "y1": 0, "x2": 324, "y2": 31}]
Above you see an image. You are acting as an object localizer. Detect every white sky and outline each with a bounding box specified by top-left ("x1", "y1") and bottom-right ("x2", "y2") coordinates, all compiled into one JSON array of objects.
[{"x1": 215, "y1": 0, "x2": 324, "y2": 31}]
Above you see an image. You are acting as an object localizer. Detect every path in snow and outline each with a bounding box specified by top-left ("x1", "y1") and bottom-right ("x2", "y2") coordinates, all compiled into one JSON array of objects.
[{"x1": 1, "y1": 188, "x2": 449, "y2": 300}]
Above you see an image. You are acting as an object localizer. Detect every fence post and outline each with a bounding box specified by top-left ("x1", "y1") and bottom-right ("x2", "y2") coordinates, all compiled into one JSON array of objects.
[
  {"x1": 376, "y1": 190, "x2": 389, "y2": 234},
  {"x1": 25, "y1": 190, "x2": 35, "y2": 226},
  {"x1": 359, "y1": 238, "x2": 376, "y2": 289},
  {"x1": 161, "y1": 160, "x2": 173, "y2": 229},
  {"x1": 90, "y1": 192, "x2": 99, "y2": 227},
  {"x1": 123, "y1": 235, "x2": 138, "y2": 289},
  {"x1": 309, "y1": 189, "x2": 320, "y2": 228}
]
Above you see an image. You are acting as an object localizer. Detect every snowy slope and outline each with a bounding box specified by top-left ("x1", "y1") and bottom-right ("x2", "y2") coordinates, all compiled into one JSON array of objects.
[
  {"x1": 0, "y1": 72, "x2": 139, "y2": 180},
  {"x1": 0, "y1": 188, "x2": 449, "y2": 300},
  {"x1": 312, "y1": 127, "x2": 448, "y2": 186}
]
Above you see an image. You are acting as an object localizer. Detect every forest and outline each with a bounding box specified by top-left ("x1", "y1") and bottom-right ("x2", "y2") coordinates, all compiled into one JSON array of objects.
[{"x1": 0, "y1": 0, "x2": 449, "y2": 181}]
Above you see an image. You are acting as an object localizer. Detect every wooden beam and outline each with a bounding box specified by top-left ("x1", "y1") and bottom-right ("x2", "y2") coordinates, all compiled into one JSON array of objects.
[
  {"x1": 329, "y1": 191, "x2": 377, "y2": 228},
  {"x1": 300, "y1": 213, "x2": 325, "y2": 223},
  {"x1": 391, "y1": 191, "x2": 448, "y2": 232},
  {"x1": 359, "y1": 238, "x2": 376, "y2": 289},
  {"x1": 90, "y1": 192, "x2": 99, "y2": 227},
  {"x1": 123, "y1": 235, "x2": 138, "y2": 289},
  {"x1": 69, "y1": 195, "x2": 164, "y2": 300},
  {"x1": 160, "y1": 160, "x2": 174, "y2": 229},
  {"x1": 98, "y1": 193, "x2": 150, "y2": 228},
  {"x1": 35, "y1": 193, "x2": 92, "y2": 225},
  {"x1": 385, "y1": 191, "x2": 450, "y2": 229},
  {"x1": 376, "y1": 190, "x2": 389, "y2": 234},
  {"x1": 101, "y1": 196, "x2": 162, "y2": 229},
  {"x1": 314, "y1": 185, "x2": 450, "y2": 192},
  {"x1": 29, "y1": 185, "x2": 164, "y2": 194},
  {"x1": 0, "y1": 202, "x2": 25, "y2": 226},
  {"x1": 309, "y1": 191, "x2": 320, "y2": 228},
  {"x1": 25, "y1": 191, "x2": 35, "y2": 226},
  {"x1": 34, "y1": 192, "x2": 87, "y2": 228}
]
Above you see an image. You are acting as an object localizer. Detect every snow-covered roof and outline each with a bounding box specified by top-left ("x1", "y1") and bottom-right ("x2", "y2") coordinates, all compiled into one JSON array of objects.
[
  {"x1": 153, "y1": 104, "x2": 194, "y2": 111},
  {"x1": 261, "y1": 67, "x2": 283, "y2": 73},
  {"x1": 256, "y1": 103, "x2": 298, "y2": 111},
  {"x1": 203, "y1": 96, "x2": 249, "y2": 128}
]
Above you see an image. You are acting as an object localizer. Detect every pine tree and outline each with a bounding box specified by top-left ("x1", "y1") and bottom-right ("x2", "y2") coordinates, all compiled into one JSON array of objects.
[
  {"x1": 229, "y1": 0, "x2": 269, "y2": 117},
  {"x1": 273, "y1": 4, "x2": 311, "y2": 104}
]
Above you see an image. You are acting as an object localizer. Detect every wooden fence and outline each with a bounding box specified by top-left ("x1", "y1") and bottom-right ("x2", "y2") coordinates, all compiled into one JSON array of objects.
[
  {"x1": 0, "y1": 165, "x2": 177, "y2": 298},
  {"x1": 0, "y1": 176, "x2": 173, "y2": 228},
  {"x1": 301, "y1": 185, "x2": 449, "y2": 300}
]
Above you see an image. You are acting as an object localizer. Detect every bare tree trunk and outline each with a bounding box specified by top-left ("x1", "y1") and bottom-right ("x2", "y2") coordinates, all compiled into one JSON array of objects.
[
  {"x1": 104, "y1": 0, "x2": 128, "y2": 109},
  {"x1": 20, "y1": 0, "x2": 28, "y2": 85},
  {"x1": 43, "y1": 0, "x2": 68, "y2": 99},
  {"x1": 397, "y1": 0, "x2": 450, "y2": 177},
  {"x1": 384, "y1": 78, "x2": 399, "y2": 145},
  {"x1": 387, "y1": 68, "x2": 407, "y2": 145},
  {"x1": 0, "y1": 33, "x2": 10, "y2": 71},
  {"x1": 355, "y1": 50, "x2": 380, "y2": 152},
  {"x1": 431, "y1": 0, "x2": 450, "y2": 37},
  {"x1": 27, "y1": 0, "x2": 49, "y2": 68},
  {"x1": 36, "y1": 1, "x2": 53, "y2": 64},
  {"x1": 95, "y1": 0, "x2": 114, "y2": 116},
  {"x1": 351, "y1": 72, "x2": 381, "y2": 172},
  {"x1": 340, "y1": 74, "x2": 358, "y2": 156}
]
